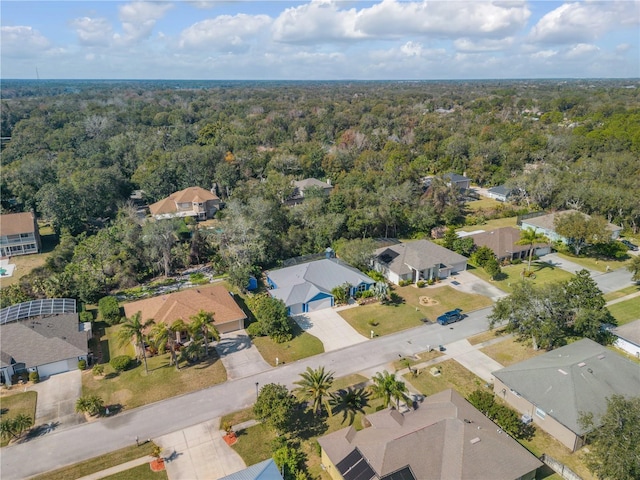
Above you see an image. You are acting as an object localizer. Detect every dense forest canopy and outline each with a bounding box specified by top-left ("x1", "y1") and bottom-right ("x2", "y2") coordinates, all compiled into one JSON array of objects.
[{"x1": 1, "y1": 79, "x2": 639, "y2": 304}]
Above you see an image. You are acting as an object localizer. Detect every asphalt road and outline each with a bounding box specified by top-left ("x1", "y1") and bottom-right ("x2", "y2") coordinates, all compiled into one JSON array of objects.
[{"x1": 2, "y1": 308, "x2": 494, "y2": 480}]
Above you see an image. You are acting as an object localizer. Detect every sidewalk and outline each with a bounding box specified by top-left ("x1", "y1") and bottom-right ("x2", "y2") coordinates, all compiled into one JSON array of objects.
[
  {"x1": 76, "y1": 456, "x2": 154, "y2": 480},
  {"x1": 606, "y1": 290, "x2": 640, "y2": 306}
]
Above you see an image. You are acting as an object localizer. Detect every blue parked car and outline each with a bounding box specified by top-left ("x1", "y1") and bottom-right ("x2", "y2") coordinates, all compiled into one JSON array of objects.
[{"x1": 437, "y1": 308, "x2": 464, "y2": 325}]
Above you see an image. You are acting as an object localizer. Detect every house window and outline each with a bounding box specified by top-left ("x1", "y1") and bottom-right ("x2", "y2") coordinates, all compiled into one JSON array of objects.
[
  {"x1": 535, "y1": 407, "x2": 546, "y2": 419},
  {"x1": 357, "y1": 284, "x2": 367, "y2": 292}
]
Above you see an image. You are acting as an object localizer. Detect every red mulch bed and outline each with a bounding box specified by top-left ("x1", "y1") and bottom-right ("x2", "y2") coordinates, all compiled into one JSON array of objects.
[
  {"x1": 150, "y1": 459, "x2": 165, "y2": 472},
  {"x1": 223, "y1": 433, "x2": 237, "y2": 446}
]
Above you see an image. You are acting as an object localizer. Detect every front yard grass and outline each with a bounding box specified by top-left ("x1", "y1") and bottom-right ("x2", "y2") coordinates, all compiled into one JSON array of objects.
[
  {"x1": 456, "y1": 216, "x2": 518, "y2": 233},
  {"x1": 84, "y1": 326, "x2": 226, "y2": 410},
  {"x1": 0, "y1": 390, "x2": 38, "y2": 447},
  {"x1": 403, "y1": 359, "x2": 486, "y2": 398},
  {"x1": 392, "y1": 350, "x2": 444, "y2": 372},
  {"x1": 30, "y1": 442, "x2": 160, "y2": 480},
  {"x1": 468, "y1": 261, "x2": 575, "y2": 294},
  {"x1": 252, "y1": 322, "x2": 324, "y2": 366},
  {"x1": 480, "y1": 336, "x2": 546, "y2": 367},
  {"x1": 604, "y1": 284, "x2": 640, "y2": 302},
  {"x1": 339, "y1": 285, "x2": 492, "y2": 337},
  {"x1": 607, "y1": 296, "x2": 640, "y2": 325},
  {"x1": 467, "y1": 327, "x2": 508, "y2": 346},
  {"x1": 102, "y1": 463, "x2": 168, "y2": 480},
  {"x1": 556, "y1": 252, "x2": 630, "y2": 273},
  {"x1": 331, "y1": 373, "x2": 369, "y2": 391}
]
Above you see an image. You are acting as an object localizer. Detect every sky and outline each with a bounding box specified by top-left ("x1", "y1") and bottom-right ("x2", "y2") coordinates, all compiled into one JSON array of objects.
[{"x1": 1, "y1": 0, "x2": 639, "y2": 80}]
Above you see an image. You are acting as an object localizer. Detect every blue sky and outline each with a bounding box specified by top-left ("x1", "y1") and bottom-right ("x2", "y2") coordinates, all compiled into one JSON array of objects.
[{"x1": 2, "y1": 1, "x2": 639, "y2": 79}]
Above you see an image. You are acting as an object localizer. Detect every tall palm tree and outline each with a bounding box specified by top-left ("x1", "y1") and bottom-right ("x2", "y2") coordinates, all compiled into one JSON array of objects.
[
  {"x1": 118, "y1": 311, "x2": 155, "y2": 374},
  {"x1": 294, "y1": 366, "x2": 335, "y2": 415},
  {"x1": 516, "y1": 228, "x2": 549, "y2": 272},
  {"x1": 330, "y1": 387, "x2": 370, "y2": 425},
  {"x1": 150, "y1": 321, "x2": 179, "y2": 370},
  {"x1": 189, "y1": 310, "x2": 220, "y2": 358},
  {"x1": 370, "y1": 370, "x2": 411, "y2": 409}
]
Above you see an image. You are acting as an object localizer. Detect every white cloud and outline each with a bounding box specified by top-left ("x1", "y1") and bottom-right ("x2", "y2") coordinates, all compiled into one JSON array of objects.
[
  {"x1": 0, "y1": 25, "x2": 51, "y2": 57},
  {"x1": 454, "y1": 37, "x2": 515, "y2": 52},
  {"x1": 529, "y1": 0, "x2": 640, "y2": 44},
  {"x1": 179, "y1": 14, "x2": 271, "y2": 52},
  {"x1": 70, "y1": 17, "x2": 113, "y2": 46},
  {"x1": 400, "y1": 41, "x2": 423, "y2": 57},
  {"x1": 565, "y1": 43, "x2": 600, "y2": 59},
  {"x1": 114, "y1": 1, "x2": 173, "y2": 45},
  {"x1": 616, "y1": 43, "x2": 632, "y2": 53},
  {"x1": 272, "y1": 0, "x2": 530, "y2": 44},
  {"x1": 531, "y1": 49, "x2": 557, "y2": 59}
]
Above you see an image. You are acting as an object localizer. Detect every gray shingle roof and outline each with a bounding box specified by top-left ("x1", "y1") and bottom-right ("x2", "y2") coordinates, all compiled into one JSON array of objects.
[
  {"x1": 0, "y1": 314, "x2": 87, "y2": 369},
  {"x1": 487, "y1": 185, "x2": 511, "y2": 196},
  {"x1": 522, "y1": 210, "x2": 621, "y2": 234},
  {"x1": 612, "y1": 319, "x2": 640, "y2": 346},
  {"x1": 318, "y1": 389, "x2": 542, "y2": 480},
  {"x1": 267, "y1": 259, "x2": 374, "y2": 307},
  {"x1": 493, "y1": 339, "x2": 640, "y2": 435},
  {"x1": 374, "y1": 240, "x2": 467, "y2": 276}
]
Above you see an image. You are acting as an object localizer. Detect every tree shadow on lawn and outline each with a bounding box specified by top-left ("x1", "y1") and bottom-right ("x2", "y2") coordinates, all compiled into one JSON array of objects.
[
  {"x1": 288, "y1": 407, "x2": 329, "y2": 441},
  {"x1": 532, "y1": 261, "x2": 556, "y2": 271}
]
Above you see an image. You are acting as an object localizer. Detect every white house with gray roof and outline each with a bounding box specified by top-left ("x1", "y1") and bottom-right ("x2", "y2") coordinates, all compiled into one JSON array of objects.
[
  {"x1": 612, "y1": 319, "x2": 640, "y2": 358},
  {"x1": 266, "y1": 258, "x2": 375, "y2": 315},
  {"x1": 373, "y1": 239, "x2": 468, "y2": 285},
  {"x1": 493, "y1": 338, "x2": 640, "y2": 451}
]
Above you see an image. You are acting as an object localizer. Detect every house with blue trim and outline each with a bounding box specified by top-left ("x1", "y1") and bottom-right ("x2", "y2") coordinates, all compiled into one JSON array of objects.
[{"x1": 266, "y1": 258, "x2": 375, "y2": 315}]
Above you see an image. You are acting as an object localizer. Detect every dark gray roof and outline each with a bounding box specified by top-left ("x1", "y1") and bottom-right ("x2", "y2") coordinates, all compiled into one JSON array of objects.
[
  {"x1": 318, "y1": 389, "x2": 542, "y2": 480},
  {"x1": 219, "y1": 458, "x2": 283, "y2": 480},
  {"x1": 521, "y1": 210, "x2": 621, "y2": 234},
  {"x1": 443, "y1": 172, "x2": 470, "y2": 183},
  {"x1": 493, "y1": 339, "x2": 640, "y2": 435},
  {"x1": 612, "y1": 319, "x2": 640, "y2": 346},
  {"x1": 0, "y1": 314, "x2": 87, "y2": 369},
  {"x1": 487, "y1": 185, "x2": 511, "y2": 196},
  {"x1": 374, "y1": 240, "x2": 467, "y2": 276}
]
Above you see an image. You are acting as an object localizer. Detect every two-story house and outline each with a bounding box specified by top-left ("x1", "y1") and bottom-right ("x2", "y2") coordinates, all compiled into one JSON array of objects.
[{"x1": 0, "y1": 212, "x2": 41, "y2": 257}]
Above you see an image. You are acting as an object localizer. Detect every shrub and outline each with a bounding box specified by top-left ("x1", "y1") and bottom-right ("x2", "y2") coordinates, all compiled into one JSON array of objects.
[
  {"x1": 246, "y1": 321, "x2": 265, "y2": 338},
  {"x1": 357, "y1": 290, "x2": 374, "y2": 299},
  {"x1": 98, "y1": 296, "x2": 121, "y2": 325},
  {"x1": 399, "y1": 279, "x2": 412, "y2": 287},
  {"x1": 78, "y1": 359, "x2": 87, "y2": 370},
  {"x1": 427, "y1": 278, "x2": 435, "y2": 285},
  {"x1": 29, "y1": 371, "x2": 40, "y2": 383},
  {"x1": 511, "y1": 258, "x2": 523, "y2": 265},
  {"x1": 79, "y1": 311, "x2": 94, "y2": 323},
  {"x1": 189, "y1": 272, "x2": 209, "y2": 285},
  {"x1": 416, "y1": 280, "x2": 426, "y2": 288},
  {"x1": 92, "y1": 364, "x2": 104, "y2": 376},
  {"x1": 366, "y1": 270, "x2": 386, "y2": 282},
  {"x1": 110, "y1": 355, "x2": 131, "y2": 372}
]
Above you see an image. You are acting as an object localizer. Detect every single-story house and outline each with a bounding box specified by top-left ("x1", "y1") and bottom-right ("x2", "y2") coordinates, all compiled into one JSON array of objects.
[
  {"x1": 266, "y1": 258, "x2": 375, "y2": 315},
  {"x1": 149, "y1": 186, "x2": 221, "y2": 221},
  {"x1": 286, "y1": 178, "x2": 333, "y2": 205},
  {"x1": 318, "y1": 389, "x2": 542, "y2": 480},
  {"x1": 486, "y1": 185, "x2": 511, "y2": 202},
  {"x1": 469, "y1": 227, "x2": 550, "y2": 262},
  {"x1": 123, "y1": 285, "x2": 247, "y2": 336},
  {"x1": 0, "y1": 299, "x2": 90, "y2": 385},
  {"x1": 520, "y1": 210, "x2": 622, "y2": 244},
  {"x1": 0, "y1": 211, "x2": 41, "y2": 257},
  {"x1": 219, "y1": 458, "x2": 283, "y2": 480},
  {"x1": 493, "y1": 338, "x2": 640, "y2": 452},
  {"x1": 444, "y1": 172, "x2": 472, "y2": 190},
  {"x1": 611, "y1": 319, "x2": 640, "y2": 358},
  {"x1": 373, "y1": 239, "x2": 468, "y2": 285}
]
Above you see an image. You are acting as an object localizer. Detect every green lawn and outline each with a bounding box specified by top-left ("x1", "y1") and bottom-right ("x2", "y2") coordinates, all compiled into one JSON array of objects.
[
  {"x1": 83, "y1": 326, "x2": 226, "y2": 410},
  {"x1": 231, "y1": 423, "x2": 277, "y2": 467},
  {"x1": 403, "y1": 359, "x2": 486, "y2": 398},
  {"x1": 480, "y1": 337, "x2": 546, "y2": 367},
  {"x1": 456, "y1": 216, "x2": 518, "y2": 233},
  {"x1": 252, "y1": 322, "x2": 324, "y2": 366},
  {"x1": 30, "y1": 442, "x2": 160, "y2": 480},
  {"x1": 607, "y1": 297, "x2": 640, "y2": 325},
  {"x1": 331, "y1": 373, "x2": 369, "y2": 391},
  {"x1": 0, "y1": 391, "x2": 38, "y2": 447},
  {"x1": 468, "y1": 261, "x2": 575, "y2": 294},
  {"x1": 102, "y1": 463, "x2": 168, "y2": 480},
  {"x1": 604, "y1": 284, "x2": 640, "y2": 302},
  {"x1": 555, "y1": 252, "x2": 630, "y2": 273},
  {"x1": 466, "y1": 198, "x2": 505, "y2": 212},
  {"x1": 339, "y1": 285, "x2": 492, "y2": 337}
]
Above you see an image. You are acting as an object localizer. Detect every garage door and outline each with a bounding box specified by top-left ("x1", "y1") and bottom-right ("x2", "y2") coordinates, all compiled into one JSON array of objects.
[
  {"x1": 37, "y1": 359, "x2": 71, "y2": 378},
  {"x1": 289, "y1": 303, "x2": 304, "y2": 315},
  {"x1": 306, "y1": 297, "x2": 332, "y2": 312}
]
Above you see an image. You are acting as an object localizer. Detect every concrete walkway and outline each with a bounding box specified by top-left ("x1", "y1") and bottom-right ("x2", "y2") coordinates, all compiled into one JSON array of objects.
[
  {"x1": 606, "y1": 290, "x2": 640, "y2": 306},
  {"x1": 293, "y1": 307, "x2": 368, "y2": 352},
  {"x1": 215, "y1": 330, "x2": 271, "y2": 380},
  {"x1": 155, "y1": 418, "x2": 246, "y2": 480},
  {"x1": 76, "y1": 456, "x2": 154, "y2": 480}
]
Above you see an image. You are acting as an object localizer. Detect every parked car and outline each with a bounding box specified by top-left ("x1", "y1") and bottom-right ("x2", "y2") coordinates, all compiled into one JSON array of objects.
[
  {"x1": 621, "y1": 239, "x2": 639, "y2": 251},
  {"x1": 437, "y1": 308, "x2": 464, "y2": 325}
]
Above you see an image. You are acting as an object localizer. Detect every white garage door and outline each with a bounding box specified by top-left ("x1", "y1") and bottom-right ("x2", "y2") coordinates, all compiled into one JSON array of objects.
[
  {"x1": 306, "y1": 297, "x2": 332, "y2": 312},
  {"x1": 37, "y1": 359, "x2": 71, "y2": 378},
  {"x1": 289, "y1": 303, "x2": 304, "y2": 315}
]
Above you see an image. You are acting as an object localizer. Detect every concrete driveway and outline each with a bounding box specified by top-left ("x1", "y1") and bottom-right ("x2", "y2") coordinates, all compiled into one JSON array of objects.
[
  {"x1": 444, "y1": 270, "x2": 508, "y2": 302},
  {"x1": 156, "y1": 418, "x2": 245, "y2": 480},
  {"x1": 542, "y1": 253, "x2": 598, "y2": 275},
  {"x1": 214, "y1": 330, "x2": 271, "y2": 380},
  {"x1": 28, "y1": 369, "x2": 84, "y2": 428},
  {"x1": 436, "y1": 339, "x2": 504, "y2": 384},
  {"x1": 293, "y1": 308, "x2": 368, "y2": 352}
]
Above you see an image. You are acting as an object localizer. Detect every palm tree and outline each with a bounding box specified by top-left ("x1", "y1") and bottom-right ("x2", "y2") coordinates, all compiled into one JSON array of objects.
[
  {"x1": 150, "y1": 322, "x2": 179, "y2": 370},
  {"x1": 189, "y1": 310, "x2": 220, "y2": 358},
  {"x1": 330, "y1": 387, "x2": 370, "y2": 425},
  {"x1": 370, "y1": 370, "x2": 411, "y2": 409},
  {"x1": 294, "y1": 366, "x2": 335, "y2": 415},
  {"x1": 516, "y1": 228, "x2": 549, "y2": 272},
  {"x1": 118, "y1": 311, "x2": 155, "y2": 374},
  {"x1": 0, "y1": 414, "x2": 33, "y2": 440}
]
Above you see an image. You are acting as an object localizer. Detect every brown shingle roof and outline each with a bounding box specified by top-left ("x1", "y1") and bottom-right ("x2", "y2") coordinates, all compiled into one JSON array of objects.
[
  {"x1": 149, "y1": 187, "x2": 219, "y2": 216},
  {"x1": 470, "y1": 227, "x2": 547, "y2": 259},
  {"x1": 0, "y1": 212, "x2": 37, "y2": 236},
  {"x1": 123, "y1": 285, "x2": 246, "y2": 328},
  {"x1": 318, "y1": 389, "x2": 542, "y2": 480}
]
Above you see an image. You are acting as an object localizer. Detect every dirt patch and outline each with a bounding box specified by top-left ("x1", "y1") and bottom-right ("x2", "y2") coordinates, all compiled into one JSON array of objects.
[
  {"x1": 111, "y1": 389, "x2": 133, "y2": 405},
  {"x1": 419, "y1": 296, "x2": 439, "y2": 307}
]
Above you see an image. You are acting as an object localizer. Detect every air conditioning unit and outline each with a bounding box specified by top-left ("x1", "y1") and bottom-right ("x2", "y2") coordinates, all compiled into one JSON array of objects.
[{"x1": 521, "y1": 414, "x2": 533, "y2": 425}]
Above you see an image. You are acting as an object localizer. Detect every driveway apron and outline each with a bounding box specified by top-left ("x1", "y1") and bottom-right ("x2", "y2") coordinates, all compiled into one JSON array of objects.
[
  {"x1": 29, "y1": 369, "x2": 85, "y2": 428},
  {"x1": 293, "y1": 308, "x2": 368, "y2": 351},
  {"x1": 214, "y1": 330, "x2": 271, "y2": 380}
]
